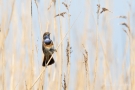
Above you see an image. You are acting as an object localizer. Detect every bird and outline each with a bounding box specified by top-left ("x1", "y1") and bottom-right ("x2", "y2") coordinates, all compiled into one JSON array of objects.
[{"x1": 42, "y1": 32, "x2": 56, "y2": 66}]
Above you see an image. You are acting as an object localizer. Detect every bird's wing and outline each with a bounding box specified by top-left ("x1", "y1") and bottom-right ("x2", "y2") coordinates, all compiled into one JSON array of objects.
[{"x1": 42, "y1": 41, "x2": 45, "y2": 53}]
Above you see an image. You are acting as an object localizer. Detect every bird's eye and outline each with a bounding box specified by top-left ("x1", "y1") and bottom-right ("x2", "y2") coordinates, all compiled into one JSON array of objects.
[{"x1": 43, "y1": 35, "x2": 49, "y2": 39}]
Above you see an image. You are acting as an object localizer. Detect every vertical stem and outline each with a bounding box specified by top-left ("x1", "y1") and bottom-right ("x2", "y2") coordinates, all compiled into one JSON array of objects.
[
  {"x1": 11, "y1": 54, "x2": 14, "y2": 90},
  {"x1": 93, "y1": 5, "x2": 99, "y2": 90},
  {"x1": 66, "y1": 3, "x2": 71, "y2": 90},
  {"x1": 30, "y1": 0, "x2": 34, "y2": 88},
  {"x1": 58, "y1": 0, "x2": 63, "y2": 90},
  {"x1": 1, "y1": 0, "x2": 15, "y2": 89},
  {"x1": 2, "y1": 46, "x2": 5, "y2": 90}
]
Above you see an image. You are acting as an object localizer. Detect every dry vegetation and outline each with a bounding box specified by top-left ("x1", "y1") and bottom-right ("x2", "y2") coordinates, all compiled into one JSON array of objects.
[{"x1": 0, "y1": 0, "x2": 135, "y2": 90}]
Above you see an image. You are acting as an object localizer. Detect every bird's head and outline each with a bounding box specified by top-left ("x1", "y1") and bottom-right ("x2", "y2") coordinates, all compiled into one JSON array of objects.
[
  {"x1": 43, "y1": 32, "x2": 52, "y2": 45},
  {"x1": 43, "y1": 32, "x2": 50, "y2": 39}
]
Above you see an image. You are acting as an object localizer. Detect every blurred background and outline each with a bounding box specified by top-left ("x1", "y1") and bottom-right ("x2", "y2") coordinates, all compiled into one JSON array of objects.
[{"x1": 0, "y1": 0, "x2": 135, "y2": 90}]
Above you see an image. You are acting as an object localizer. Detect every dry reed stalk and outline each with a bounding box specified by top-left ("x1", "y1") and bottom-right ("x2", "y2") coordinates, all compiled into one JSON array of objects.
[
  {"x1": 95, "y1": 3, "x2": 114, "y2": 89},
  {"x1": 34, "y1": 0, "x2": 38, "y2": 8},
  {"x1": 66, "y1": 41, "x2": 70, "y2": 66},
  {"x1": 0, "y1": 29, "x2": 4, "y2": 90},
  {"x1": 127, "y1": 14, "x2": 135, "y2": 90},
  {"x1": 10, "y1": 54, "x2": 14, "y2": 90},
  {"x1": 84, "y1": 2, "x2": 100, "y2": 90},
  {"x1": 126, "y1": 14, "x2": 133, "y2": 90},
  {"x1": 120, "y1": 60, "x2": 127, "y2": 90},
  {"x1": 30, "y1": 5, "x2": 35, "y2": 89},
  {"x1": 2, "y1": 48, "x2": 5, "y2": 90},
  {"x1": 62, "y1": 74, "x2": 67, "y2": 90},
  {"x1": 53, "y1": 4, "x2": 57, "y2": 35},
  {"x1": 75, "y1": 62, "x2": 85, "y2": 90},
  {"x1": 66, "y1": 1, "x2": 72, "y2": 89},
  {"x1": 97, "y1": 4, "x2": 100, "y2": 21},
  {"x1": 34, "y1": 0, "x2": 42, "y2": 38},
  {"x1": 12, "y1": 2, "x2": 21, "y2": 88},
  {"x1": 85, "y1": 1, "x2": 98, "y2": 90},
  {"x1": 19, "y1": 2, "x2": 30, "y2": 88},
  {"x1": 21, "y1": 0, "x2": 34, "y2": 89},
  {"x1": 121, "y1": 22, "x2": 130, "y2": 89},
  {"x1": 120, "y1": 14, "x2": 135, "y2": 89},
  {"x1": 99, "y1": 34, "x2": 113, "y2": 90},
  {"x1": 93, "y1": 4, "x2": 100, "y2": 90},
  {"x1": 53, "y1": 3, "x2": 59, "y2": 90},
  {"x1": 57, "y1": 0, "x2": 63, "y2": 90},
  {"x1": 19, "y1": 5, "x2": 25, "y2": 90},
  {"x1": 27, "y1": 55, "x2": 34, "y2": 89},
  {"x1": 82, "y1": 45, "x2": 90, "y2": 90},
  {"x1": 48, "y1": 0, "x2": 56, "y2": 10},
  {"x1": 5, "y1": 0, "x2": 15, "y2": 37},
  {"x1": 31, "y1": 0, "x2": 32, "y2": 16},
  {"x1": 25, "y1": 81, "x2": 28, "y2": 90},
  {"x1": 103, "y1": 3, "x2": 113, "y2": 89},
  {"x1": 66, "y1": 40, "x2": 71, "y2": 90},
  {"x1": 25, "y1": 0, "x2": 34, "y2": 88},
  {"x1": 0, "y1": 0, "x2": 15, "y2": 89},
  {"x1": 38, "y1": 68, "x2": 45, "y2": 90},
  {"x1": 30, "y1": 11, "x2": 81, "y2": 89},
  {"x1": 131, "y1": 40, "x2": 135, "y2": 90}
]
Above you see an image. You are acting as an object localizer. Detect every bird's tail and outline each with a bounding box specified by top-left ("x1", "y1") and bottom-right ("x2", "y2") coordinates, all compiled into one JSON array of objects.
[{"x1": 42, "y1": 55, "x2": 55, "y2": 66}]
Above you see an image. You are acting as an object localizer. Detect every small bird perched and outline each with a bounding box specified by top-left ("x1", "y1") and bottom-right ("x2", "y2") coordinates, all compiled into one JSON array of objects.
[{"x1": 42, "y1": 32, "x2": 56, "y2": 66}]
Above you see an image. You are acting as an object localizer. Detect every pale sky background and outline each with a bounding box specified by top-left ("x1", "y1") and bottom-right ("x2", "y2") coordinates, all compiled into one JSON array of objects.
[{"x1": 0, "y1": 0, "x2": 135, "y2": 89}]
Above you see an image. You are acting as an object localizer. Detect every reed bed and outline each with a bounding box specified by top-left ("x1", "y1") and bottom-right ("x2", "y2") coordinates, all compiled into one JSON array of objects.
[{"x1": 0, "y1": 0, "x2": 135, "y2": 90}]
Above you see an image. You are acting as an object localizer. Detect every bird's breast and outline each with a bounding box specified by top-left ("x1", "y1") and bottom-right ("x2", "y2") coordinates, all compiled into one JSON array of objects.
[
  {"x1": 43, "y1": 42, "x2": 53, "y2": 49},
  {"x1": 44, "y1": 39, "x2": 51, "y2": 45}
]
